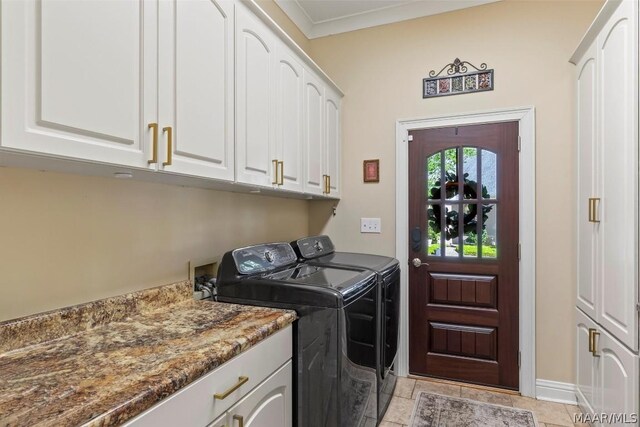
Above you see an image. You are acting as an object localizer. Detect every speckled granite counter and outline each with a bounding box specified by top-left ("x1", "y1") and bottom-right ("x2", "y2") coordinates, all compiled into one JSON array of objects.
[{"x1": 0, "y1": 281, "x2": 296, "y2": 427}]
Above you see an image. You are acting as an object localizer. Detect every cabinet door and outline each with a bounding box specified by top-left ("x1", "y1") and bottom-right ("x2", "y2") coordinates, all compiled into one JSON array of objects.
[
  {"x1": 235, "y1": 3, "x2": 277, "y2": 187},
  {"x1": 575, "y1": 309, "x2": 598, "y2": 416},
  {"x1": 596, "y1": 0, "x2": 638, "y2": 350},
  {"x1": 303, "y1": 70, "x2": 325, "y2": 196},
  {"x1": 1, "y1": 0, "x2": 156, "y2": 168},
  {"x1": 575, "y1": 40, "x2": 599, "y2": 321},
  {"x1": 227, "y1": 361, "x2": 292, "y2": 427},
  {"x1": 207, "y1": 412, "x2": 228, "y2": 427},
  {"x1": 157, "y1": 0, "x2": 234, "y2": 181},
  {"x1": 596, "y1": 326, "x2": 639, "y2": 425},
  {"x1": 324, "y1": 87, "x2": 341, "y2": 198},
  {"x1": 275, "y1": 46, "x2": 304, "y2": 192}
]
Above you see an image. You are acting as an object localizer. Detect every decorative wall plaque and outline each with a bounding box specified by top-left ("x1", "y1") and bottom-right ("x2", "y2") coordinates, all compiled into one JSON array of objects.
[{"x1": 423, "y1": 58, "x2": 494, "y2": 98}]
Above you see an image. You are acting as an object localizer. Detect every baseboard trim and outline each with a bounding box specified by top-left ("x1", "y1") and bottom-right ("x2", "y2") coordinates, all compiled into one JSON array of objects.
[{"x1": 535, "y1": 379, "x2": 577, "y2": 404}]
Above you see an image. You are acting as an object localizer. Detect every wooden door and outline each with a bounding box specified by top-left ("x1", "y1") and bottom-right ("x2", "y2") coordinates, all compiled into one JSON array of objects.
[
  {"x1": 158, "y1": 0, "x2": 235, "y2": 181},
  {"x1": 408, "y1": 122, "x2": 519, "y2": 389},
  {"x1": 324, "y1": 87, "x2": 341, "y2": 198},
  {"x1": 227, "y1": 361, "x2": 292, "y2": 427},
  {"x1": 596, "y1": 0, "x2": 638, "y2": 351},
  {"x1": 2, "y1": 0, "x2": 156, "y2": 168},
  {"x1": 302, "y1": 69, "x2": 325, "y2": 196},
  {"x1": 235, "y1": 2, "x2": 277, "y2": 187},
  {"x1": 275, "y1": 45, "x2": 304, "y2": 192},
  {"x1": 576, "y1": 40, "x2": 598, "y2": 321}
]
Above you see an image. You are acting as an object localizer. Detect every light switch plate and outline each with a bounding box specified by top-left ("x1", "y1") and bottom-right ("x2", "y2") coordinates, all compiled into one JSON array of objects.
[{"x1": 361, "y1": 218, "x2": 381, "y2": 233}]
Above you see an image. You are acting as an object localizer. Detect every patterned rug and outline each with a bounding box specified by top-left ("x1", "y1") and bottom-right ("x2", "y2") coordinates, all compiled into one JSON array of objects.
[{"x1": 410, "y1": 392, "x2": 538, "y2": 427}]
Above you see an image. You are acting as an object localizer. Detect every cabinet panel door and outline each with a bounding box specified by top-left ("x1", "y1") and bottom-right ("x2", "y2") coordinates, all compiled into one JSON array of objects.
[
  {"x1": 158, "y1": 0, "x2": 234, "y2": 180},
  {"x1": 303, "y1": 70, "x2": 325, "y2": 196},
  {"x1": 275, "y1": 46, "x2": 304, "y2": 192},
  {"x1": 228, "y1": 361, "x2": 292, "y2": 427},
  {"x1": 207, "y1": 412, "x2": 227, "y2": 427},
  {"x1": 235, "y1": 3, "x2": 277, "y2": 187},
  {"x1": 575, "y1": 309, "x2": 598, "y2": 415},
  {"x1": 1, "y1": 0, "x2": 156, "y2": 168},
  {"x1": 324, "y1": 88, "x2": 341, "y2": 198},
  {"x1": 597, "y1": 327, "x2": 639, "y2": 425},
  {"x1": 576, "y1": 41, "x2": 598, "y2": 321},
  {"x1": 597, "y1": 0, "x2": 638, "y2": 350}
]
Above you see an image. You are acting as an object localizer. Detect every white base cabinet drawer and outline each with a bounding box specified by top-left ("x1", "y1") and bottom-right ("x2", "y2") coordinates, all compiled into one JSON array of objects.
[{"x1": 123, "y1": 326, "x2": 292, "y2": 427}]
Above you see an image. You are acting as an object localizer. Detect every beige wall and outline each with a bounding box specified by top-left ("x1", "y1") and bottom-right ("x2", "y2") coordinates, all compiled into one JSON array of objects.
[
  {"x1": 0, "y1": 168, "x2": 308, "y2": 321},
  {"x1": 0, "y1": 2, "x2": 310, "y2": 322},
  {"x1": 308, "y1": 1, "x2": 603, "y2": 383}
]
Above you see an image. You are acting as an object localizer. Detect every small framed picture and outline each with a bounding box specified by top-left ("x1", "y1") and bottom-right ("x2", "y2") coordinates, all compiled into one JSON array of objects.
[{"x1": 363, "y1": 159, "x2": 380, "y2": 183}]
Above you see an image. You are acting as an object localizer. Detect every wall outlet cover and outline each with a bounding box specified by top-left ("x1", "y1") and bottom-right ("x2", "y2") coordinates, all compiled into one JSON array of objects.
[{"x1": 361, "y1": 218, "x2": 381, "y2": 233}]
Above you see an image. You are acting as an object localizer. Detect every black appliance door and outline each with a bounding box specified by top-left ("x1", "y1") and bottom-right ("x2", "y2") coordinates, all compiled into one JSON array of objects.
[{"x1": 383, "y1": 266, "x2": 401, "y2": 376}]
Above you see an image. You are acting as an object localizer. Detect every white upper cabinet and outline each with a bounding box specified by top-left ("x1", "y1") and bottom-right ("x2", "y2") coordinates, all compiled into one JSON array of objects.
[
  {"x1": 275, "y1": 46, "x2": 304, "y2": 193},
  {"x1": 596, "y1": 0, "x2": 638, "y2": 350},
  {"x1": 324, "y1": 87, "x2": 341, "y2": 198},
  {"x1": 303, "y1": 69, "x2": 326, "y2": 196},
  {"x1": 235, "y1": 2, "x2": 277, "y2": 188},
  {"x1": 1, "y1": 0, "x2": 157, "y2": 168},
  {"x1": 157, "y1": 0, "x2": 235, "y2": 181},
  {"x1": 576, "y1": 40, "x2": 598, "y2": 322}
]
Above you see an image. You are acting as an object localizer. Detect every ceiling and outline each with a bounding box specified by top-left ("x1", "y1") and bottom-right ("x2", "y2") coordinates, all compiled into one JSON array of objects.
[{"x1": 274, "y1": 0, "x2": 501, "y2": 39}]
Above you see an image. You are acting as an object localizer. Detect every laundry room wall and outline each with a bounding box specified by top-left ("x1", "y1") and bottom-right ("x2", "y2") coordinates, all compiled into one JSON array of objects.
[
  {"x1": 307, "y1": 0, "x2": 603, "y2": 385},
  {"x1": 0, "y1": 4, "x2": 310, "y2": 322}
]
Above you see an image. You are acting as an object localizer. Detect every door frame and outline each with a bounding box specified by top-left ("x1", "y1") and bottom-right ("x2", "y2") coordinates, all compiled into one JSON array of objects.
[{"x1": 395, "y1": 106, "x2": 536, "y2": 397}]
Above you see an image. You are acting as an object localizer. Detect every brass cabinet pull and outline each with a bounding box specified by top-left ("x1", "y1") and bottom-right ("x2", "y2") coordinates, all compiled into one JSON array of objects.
[
  {"x1": 162, "y1": 127, "x2": 173, "y2": 166},
  {"x1": 322, "y1": 175, "x2": 327, "y2": 194},
  {"x1": 214, "y1": 376, "x2": 248, "y2": 400},
  {"x1": 588, "y1": 197, "x2": 600, "y2": 223},
  {"x1": 272, "y1": 160, "x2": 279, "y2": 184},
  {"x1": 278, "y1": 161, "x2": 284, "y2": 185},
  {"x1": 148, "y1": 123, "x2": 158, "y2": 164},
  {"x1": 327, "y1": 175, "x2": 331, "y2": 195},
  {"x1": 588, "y1": 328, "x2": 600, "y2": 357},
  {"x1": 233, "y1": 415, "x2": 244, "y2": 427}
]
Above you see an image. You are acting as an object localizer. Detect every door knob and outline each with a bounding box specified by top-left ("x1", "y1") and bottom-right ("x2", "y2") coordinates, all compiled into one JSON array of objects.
[{"x1": 412, "y1": 258, "x2": 429, "y2": 268}]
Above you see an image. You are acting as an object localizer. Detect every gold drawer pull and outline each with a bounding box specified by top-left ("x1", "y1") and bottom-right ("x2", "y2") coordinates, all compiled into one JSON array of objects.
[
  {"x1": 588, "y1": 197, "x2": 600, "y2": 223},
  {"x1": 162, "y1": 126, "x2": 173, "y2": 167},
  {"x1": 278, "y1": 161, "x2": 284, "y2": 185},
  {"x1": 272, "y1": 160, "x2": 278, "y2": 184},
  {"x1": 148, "y1": 123, "x2": 158, "y2": 165},
  {"x1": 214, "y1": 376, "x2": 249, "y2": 400},
  {"x1": 233, "y1": 414, "x2": 244, "y2": 427},
  {"x1": 588, "y1": 328, "x2": 600, "y2": 357}
]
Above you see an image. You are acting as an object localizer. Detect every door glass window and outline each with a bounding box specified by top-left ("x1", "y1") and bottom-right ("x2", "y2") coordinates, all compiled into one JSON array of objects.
[{"x1": 426, "y1": 146, "x2": 498, "y2": 259}]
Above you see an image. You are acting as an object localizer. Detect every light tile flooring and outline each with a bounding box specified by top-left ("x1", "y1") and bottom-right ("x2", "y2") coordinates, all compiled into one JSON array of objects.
[{"x1": 382, "y1": 377, "x2": 587, "y2": 427}]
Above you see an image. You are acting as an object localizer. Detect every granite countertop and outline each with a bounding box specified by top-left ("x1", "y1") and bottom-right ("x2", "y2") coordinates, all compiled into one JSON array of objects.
[{"x1": 0, "y1": 281, "x2": 296, "y2": 427}]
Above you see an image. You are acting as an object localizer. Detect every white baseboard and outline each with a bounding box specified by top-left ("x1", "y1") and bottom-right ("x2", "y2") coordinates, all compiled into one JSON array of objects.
[{"x1": 535, "y1": 379, "x2": 577, "y2": 404}]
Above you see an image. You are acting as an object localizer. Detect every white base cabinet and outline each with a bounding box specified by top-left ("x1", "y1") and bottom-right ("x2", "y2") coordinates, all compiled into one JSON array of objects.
[
  {"x1": 576, "y1": 309, "x2": 638, "y2": 426},
  {"x1": 123, "y1": 326, "x2": 292, "y2": 427}
]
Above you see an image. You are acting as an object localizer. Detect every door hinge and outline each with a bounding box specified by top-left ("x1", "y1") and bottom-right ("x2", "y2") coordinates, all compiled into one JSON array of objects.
[
  {"x1": 407, "y1": 134, "x2": 414, "y2": 142},
  {"x1": 517, "y1": 136, "x2": 521, "y2": 152},
  {"x1": 518, "y1": 351, "x2": 521, "y2": 368},
  {"x1": 517, "y1": 243, "x2": 521, "y2": 261}
]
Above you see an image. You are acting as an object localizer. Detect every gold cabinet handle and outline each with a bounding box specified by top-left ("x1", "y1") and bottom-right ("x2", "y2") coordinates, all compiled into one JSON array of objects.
[
  {"x1": 233, "y1": 415, "x2": 244, "y2": 427},
  {"x1": 214, "y1": 376, "x2": 248, "y2": 400},
  {"x1": 322, "y1": 175, "x2": 327, "y2": 194},
  {"x1": 148, "y1": 123, "x2": 158, "y2": 164},
  {"x1": 588, "y1": 328, "x2": 600, "y2": 357},
  {"x1": 278, "y1": 161, "x2": 284, "y2": 185},
  {"x1": 588, "y1": 197, "x2": 600, "y2": 223},
  {"x1": 327, "y1": 175, "x2": 331, "y2": 195},
  {"x1": 162, "y1": 126, "x2": 173, "y2": 166},
  {"x1": 272, "y1": 160, "x2": 278, "y2": 185}
]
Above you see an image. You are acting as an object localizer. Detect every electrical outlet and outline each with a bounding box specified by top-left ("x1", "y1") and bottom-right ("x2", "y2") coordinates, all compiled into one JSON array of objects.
[{"x1": 361, "y1": 218, "x2": 381, "y2": 233}]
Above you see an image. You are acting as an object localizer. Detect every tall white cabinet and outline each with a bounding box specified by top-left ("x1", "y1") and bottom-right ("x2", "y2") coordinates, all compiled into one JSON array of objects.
[{"x1": 572, "y1": 0, "x2": 639, "y2": 422}]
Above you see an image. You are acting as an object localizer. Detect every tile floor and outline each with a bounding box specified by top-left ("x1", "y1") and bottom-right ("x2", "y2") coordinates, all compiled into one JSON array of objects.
[{"x1": 382, "y1": 377, "x2": 587, "y2": 427}]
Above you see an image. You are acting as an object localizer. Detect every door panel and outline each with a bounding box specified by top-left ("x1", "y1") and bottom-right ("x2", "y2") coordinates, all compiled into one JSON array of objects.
[
  {"x1": 576, "y1": 41, "x2": 598, "y2": 320},
  {"x1": 325, "y1": 88, "x2": 341, "y2": 197},
  {"x1": 408, "y1": 123, "x2": 519, "y2": 389},
  {"x1": 2, "y1": 0, "x2": 155, "y2": 168},
  {"x1": 303, "y1": 70, "x2": 325, "y2": 195},
  {"x1": 235, "y1": 3, "x2": 276, "y2": 187},
  {"x1": 275, "y1": 47, "x2": 304, "y2": 192},
  {"x1": 597, "y1": 326, "x2": 639, "y2": 425},
  {"x1": 576, "y1": 309, "x2": 598, "y2": 416},
  {"x1": 159, "y1": 0, "x2": 235, "y2": 180},
  {"x1": 597, "y1": 0, "x2": 638, "y2": 350}
]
